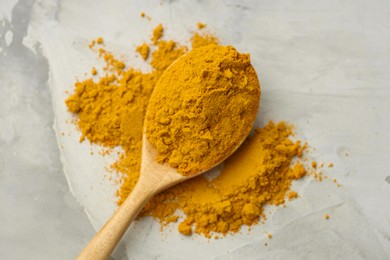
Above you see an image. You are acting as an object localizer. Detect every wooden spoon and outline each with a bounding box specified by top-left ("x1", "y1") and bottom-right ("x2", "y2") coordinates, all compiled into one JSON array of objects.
[{"x1": 77, "y1": 46, "x2": 260, "y2": 259}]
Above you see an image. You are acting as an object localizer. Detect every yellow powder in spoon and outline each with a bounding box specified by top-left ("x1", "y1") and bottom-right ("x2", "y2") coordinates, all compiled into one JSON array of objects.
[
  {"x1": 66, "y1": 23, "x2": 311, "y2": 238},
  {"x1": 146, "y1": 45, "x2": 260, "y2": 175}
]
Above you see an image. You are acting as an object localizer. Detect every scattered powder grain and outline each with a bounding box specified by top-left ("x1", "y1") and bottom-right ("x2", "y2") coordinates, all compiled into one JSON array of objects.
[
  {"x1": 140, "y1": 12, "x2": 151, "y2": 21},
  {"x1": 197, "y1": 22, "x2": 206, "y2": 29},
  {"x1": 96, "y1": 37, "x2": 103, "y2": 44},
  {"x1": 136, "y1": 42, "x2": 150, "y2": 60},
  {"x1": 97, "y1": 46, "x2": 126, "y2": 73},
  {"x1": 311, "y1": 161, "x2": 317, "y2": 168},
  {"x1": 88, "y1": 40, "x2": 96, "y2": 49},
  {"x1": 151, "y1": 24, "x2": 164, "y2": 45},
  {"x1": 287, "y1": 191, "x2": 298, "y2": 200},
  {"x1": 178, "y1": 221, "x2": 193, "y2": 236}
]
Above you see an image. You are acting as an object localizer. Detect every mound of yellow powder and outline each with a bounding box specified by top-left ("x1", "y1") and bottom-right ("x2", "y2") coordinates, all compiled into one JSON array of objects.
[
  {"x1": 142, "y1": 121, "x2": 306, "y2": 237},
  {"x1": 66, "y1": 23, "x2": 309, "y2": 238},
  {"x1": 136, "y1": 43, "x2": 150, "y2": 60},
  {"x1": 146, "y1": 45, "x2": 260, "y2": 175}
]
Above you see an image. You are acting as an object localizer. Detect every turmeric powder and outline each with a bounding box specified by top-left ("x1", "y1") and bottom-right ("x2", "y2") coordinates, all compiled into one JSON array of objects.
[
  {"x1": 142, "y1": 121, "x2": 307, "y2": 237},
  {"x1": 136, "y1": 42, "x2": 150, "y2": 61},
  {"x1": 146, "y1": 45, "x2": 260, "y2": 175},
  {"x1": 151, "y1": 24, "x2": 164, "y2": 45},
  {"x1": 191, "y1": 32, "x2": 219, "y2": 49},
  {"x1": 197, "y1": 22, "x2": 206, "y2": 29},
  {"x1": 96, "y1": 37, "x2": 103, "y2": 44},
  {"x1": 66, "y1": 23, "x2": 310, "y2": 238}
]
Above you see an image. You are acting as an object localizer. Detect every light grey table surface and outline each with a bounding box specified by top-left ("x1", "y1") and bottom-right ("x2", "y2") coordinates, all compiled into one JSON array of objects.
[
  {"x1": 1, "y1": 0, "x2": 390, "y2": 259},
  {"x1": 0, "y1": 0, "x2": 95, "y2": 259}
]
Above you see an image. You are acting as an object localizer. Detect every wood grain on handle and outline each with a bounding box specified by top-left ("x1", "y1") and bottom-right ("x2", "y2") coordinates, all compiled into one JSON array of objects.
[{"x1": 77, "y1": 175, "x2": 155, "y2": 260}]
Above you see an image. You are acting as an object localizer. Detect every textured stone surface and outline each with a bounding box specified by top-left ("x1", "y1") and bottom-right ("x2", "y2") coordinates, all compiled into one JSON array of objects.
[{"x1": 1, "y1": 0, "x2": 389, "y2": 259}]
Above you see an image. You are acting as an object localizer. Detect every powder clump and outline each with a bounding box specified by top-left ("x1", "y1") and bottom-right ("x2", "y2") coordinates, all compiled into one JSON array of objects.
[
  {"x1": 150, "y1": 40, "x2": 187, "y2": 71},
  {"x1": 146, "y1": 45, "x2": 260, "y2": 175},
  {"x1": 96, "y1": 37, "x2": 103, "y2": 44},
  {"x1": 136, "y1": 43, "x2": 150, "y2": 61},
  {"x1": 151, "y1": 24, "x2": 164, "y2": 45},
  {"x1": 191, "y1": 32, "x2": 219, "y2": 49},
  {"x1": 197, "y1": 22, "x2": 206, "y2": 29}
]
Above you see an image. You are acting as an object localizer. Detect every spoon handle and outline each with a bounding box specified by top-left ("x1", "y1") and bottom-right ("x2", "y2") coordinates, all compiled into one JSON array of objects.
[{"x1": 77, "y1": 177, "x2": 154, "y2": 260}]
